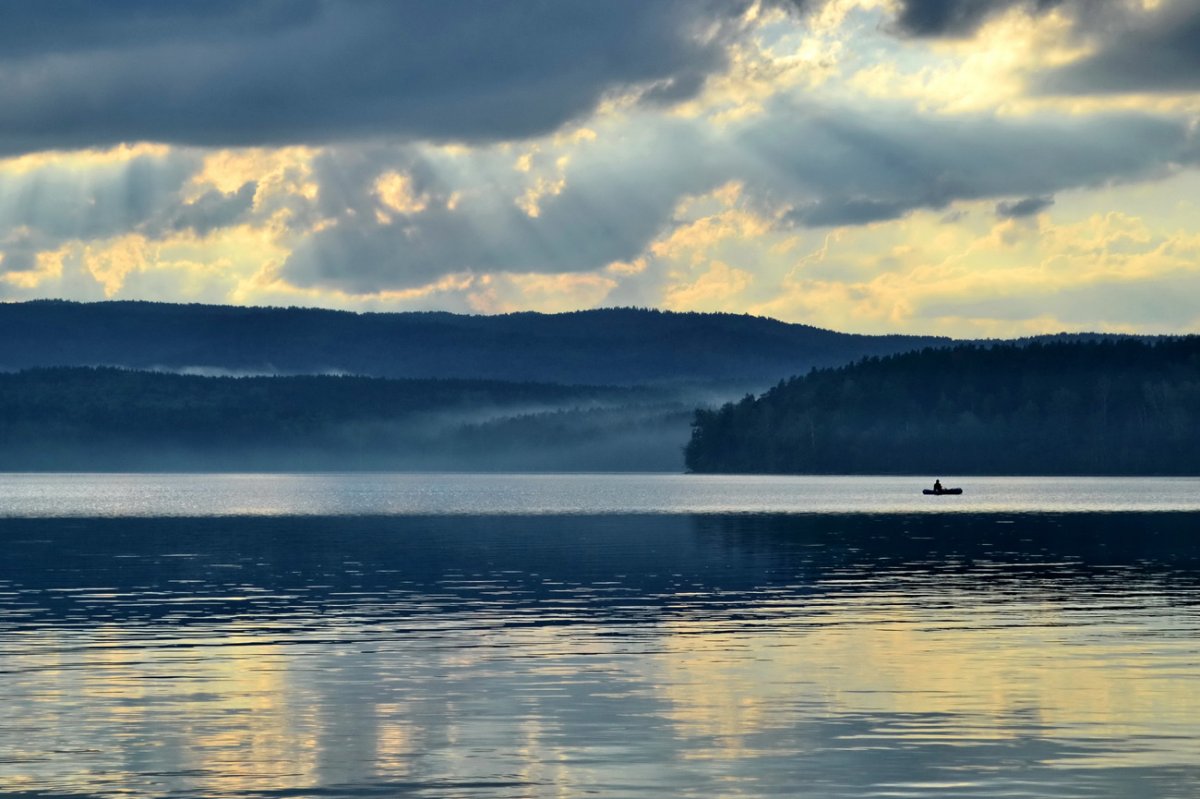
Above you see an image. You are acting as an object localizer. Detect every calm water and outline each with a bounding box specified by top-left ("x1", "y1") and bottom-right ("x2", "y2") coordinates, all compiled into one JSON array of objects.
[
  {"x1": 2, "y1": 474, "x2": 1199, "y2": 798},
  {"x1": 3, "y1": 472, "x2": 1200, "y2": 516}
]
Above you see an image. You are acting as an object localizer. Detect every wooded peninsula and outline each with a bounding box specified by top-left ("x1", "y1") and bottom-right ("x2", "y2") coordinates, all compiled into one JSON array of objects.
[{"x1": 685, "y1": 338, "x2": 1200, "y2": 475}]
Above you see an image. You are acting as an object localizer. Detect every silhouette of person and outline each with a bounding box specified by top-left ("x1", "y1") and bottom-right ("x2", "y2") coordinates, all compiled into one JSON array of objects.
[{"x1": 933, "y1": 479, "x2": 942, "y2": 493}]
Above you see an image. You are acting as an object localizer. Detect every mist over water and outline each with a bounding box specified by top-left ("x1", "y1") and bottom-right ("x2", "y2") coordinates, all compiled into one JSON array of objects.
[{"x1": 2, "y1": 475, "x2": 1199, "y2": 798}]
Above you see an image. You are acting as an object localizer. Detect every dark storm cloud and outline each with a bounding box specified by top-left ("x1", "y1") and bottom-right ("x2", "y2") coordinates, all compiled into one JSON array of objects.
[
  {"x1": 786, "y1": 199, "x2": 912, "y2": 227},
  {"x1": 889, "y1": 0, "x2": 1065, "y2": 37},
  {"x1": 996, "y1": 196, "x2": 1054, "y2": 218},
  {"x1": 768, "y1": 0, "x2": 1068, "y2": 36},
  {"x1": 0, "y1": 1, "x2": 316, "y2": 57},
  {"x1": 884, "y1": 0, "x2": 1200, "y2": 96},
  {"x1": 0, "y1": 0, "x2": 751, "y2": 155},
  {"x1": 1038, "y1": 3, "x2": 1200, "y2": 94}
]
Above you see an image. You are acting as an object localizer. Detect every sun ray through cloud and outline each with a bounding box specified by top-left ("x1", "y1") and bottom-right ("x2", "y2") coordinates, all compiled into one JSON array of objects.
[{"x1": 0, "y1": 0, "x2": 1196, "y2": 334}]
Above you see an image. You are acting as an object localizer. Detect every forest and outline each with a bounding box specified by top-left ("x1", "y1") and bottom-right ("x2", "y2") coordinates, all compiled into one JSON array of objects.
[
  {"x1": 685, "y1": 338, "x2": 1200, "y2": 475},
  {"x1": 0, "y1": 300, "x2": 946, "y2": 386},
  {"x1": 7, "y1": 303, "x2": 1188, "y2": 474},
  {"x1": 0, "y1": 367, "x2": 690, "y2": 471}
]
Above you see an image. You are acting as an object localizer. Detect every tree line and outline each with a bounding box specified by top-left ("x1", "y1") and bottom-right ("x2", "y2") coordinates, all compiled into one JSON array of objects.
[
  {"x1": 0, "y1": 367, "x2": 653, "y2": 470},
  {"x1": 685, "y1": 338, "x2": 1200, "y2": 475},
  {"x1": 0, "y1": 300, "x2": 946, "y2": 385}
]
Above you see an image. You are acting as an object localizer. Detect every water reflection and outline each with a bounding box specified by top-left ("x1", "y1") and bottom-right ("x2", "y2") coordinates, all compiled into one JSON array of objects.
[{"x1": 2, "y1": 513, "x2": 1199, "y2": 797}]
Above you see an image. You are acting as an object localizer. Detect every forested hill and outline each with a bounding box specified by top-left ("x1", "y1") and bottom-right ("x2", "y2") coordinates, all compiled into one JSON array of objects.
[
  {"x1": 0, "y1": 367, "x2": 688, "y2": 471},
  {"x1": 685, "y1": 338, "x2": 1200, "y2": 476},
  {"x1": 0, "y1": 301, "x2": 947, "y2": 386}
]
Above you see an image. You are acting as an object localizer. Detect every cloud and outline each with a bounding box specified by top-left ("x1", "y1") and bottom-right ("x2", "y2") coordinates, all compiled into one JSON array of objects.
[
  {"x1": 283, "y1": 123, "x2": 721, "y2": 291},
  {"x1": 745, "y1": 100, "x2": 1197, "y2": 225},
  {"x1": 920, "y1": 269, "x2": 1200, "y2": 330},
  {"x1": 882, "y1": 0, "x2": 1200, "y2": 98},
  {"x1": 2, "y1": 0, "x2": 1199, "y2": 340},
  {"x1": 995, "y1": 195, "x2": 1054, "y2": 218},
  {"x1": 756, "y1": 197, "x2": 1200, "y2": 336},
  {"x1": 274, "y1": 97, "x2": 1199, "y2": 294},
  {"x1": 0, "y1": 227, "x2": 50, "y2": 276},
  {"x1": 663, "y1": 260, "x2": 754, "y2": 311},
  {"x1": 1038, "y1": 2, "x2": 1200, "y2": 95},
  {"x1": 787, "y1": 198, "x2": 913, "y2": 227},
  {"x1": 161, "y1": 183, "x2": 259, "y2": 236},
  {"x1": 887, "y1": 0, "x2": 1069, "y2": 38},
  {"x1": 0, "y1": 0, "x2": 755, "y2": 155},
  {"x1": 0, "y1": 148, "x2": 202, "y2": 242}
]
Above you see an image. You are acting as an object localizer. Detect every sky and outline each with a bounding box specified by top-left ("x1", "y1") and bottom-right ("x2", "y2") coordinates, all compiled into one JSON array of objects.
[{"x1": 1, "y1": 0, "x2": 1198, "y2": 337}]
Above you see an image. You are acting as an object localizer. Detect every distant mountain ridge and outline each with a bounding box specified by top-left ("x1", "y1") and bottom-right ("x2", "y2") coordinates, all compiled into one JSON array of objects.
[{"x1": 0, "y1": 300, "x2": 950, "y2": 387}]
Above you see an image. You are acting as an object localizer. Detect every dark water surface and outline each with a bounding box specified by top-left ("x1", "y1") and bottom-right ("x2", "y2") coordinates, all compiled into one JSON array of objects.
[{"x1": 3, "y1": 510, "x2": 1199, "y2": 798}]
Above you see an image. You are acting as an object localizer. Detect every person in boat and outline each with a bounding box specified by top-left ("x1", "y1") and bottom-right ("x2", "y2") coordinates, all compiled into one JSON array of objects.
[{"x1": 933, "y1": 479, "x2": 942, "y2": 493}]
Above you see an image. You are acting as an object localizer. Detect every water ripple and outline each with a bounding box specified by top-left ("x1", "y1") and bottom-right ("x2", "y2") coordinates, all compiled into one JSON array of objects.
[{"x1": 2, "y1": 511, "x2": 1199, "y2": 797}]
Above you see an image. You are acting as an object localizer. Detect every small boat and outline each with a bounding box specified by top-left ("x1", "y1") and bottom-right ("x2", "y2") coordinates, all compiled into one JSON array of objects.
[{"x1": 923, "y1": 487, "x2": 962, "y2": 495}]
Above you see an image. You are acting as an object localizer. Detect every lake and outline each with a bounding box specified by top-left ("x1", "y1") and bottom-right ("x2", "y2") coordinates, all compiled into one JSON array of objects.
[
  {"x1": 2, "y1": 474, "x2": 1199, "y2": 798},
  {"x1": 5, "y1": 472, "x2": 1200, "y2": 516}
]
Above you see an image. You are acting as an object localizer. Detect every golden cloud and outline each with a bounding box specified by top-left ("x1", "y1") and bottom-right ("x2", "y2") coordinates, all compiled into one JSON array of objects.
[{"x1": 374, "y1": 170, "x2": 430, "y2": 217}]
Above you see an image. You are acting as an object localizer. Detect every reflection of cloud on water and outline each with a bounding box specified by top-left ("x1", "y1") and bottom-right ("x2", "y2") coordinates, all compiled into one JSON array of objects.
[
  {"x1": 3, "y1": 512, "x2": 1200, "y2": 796},
  {"x1": 650, "y1": 591, "x2": 1200, "y2": 781},
  {"x1": 175, "y1": 635, "x2": 318, "y2": 795},
  {"x1": 660, "y1": 512, "x2": 1200, "y2": 777},
  {"x1": 2, "y1": 629, "x2": 317, "y2": 797}
]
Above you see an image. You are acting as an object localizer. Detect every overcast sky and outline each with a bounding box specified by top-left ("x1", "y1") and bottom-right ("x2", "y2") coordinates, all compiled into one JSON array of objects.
[{"x1": 2, "y1": 0, "x2": 1198, "y2": 336}]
